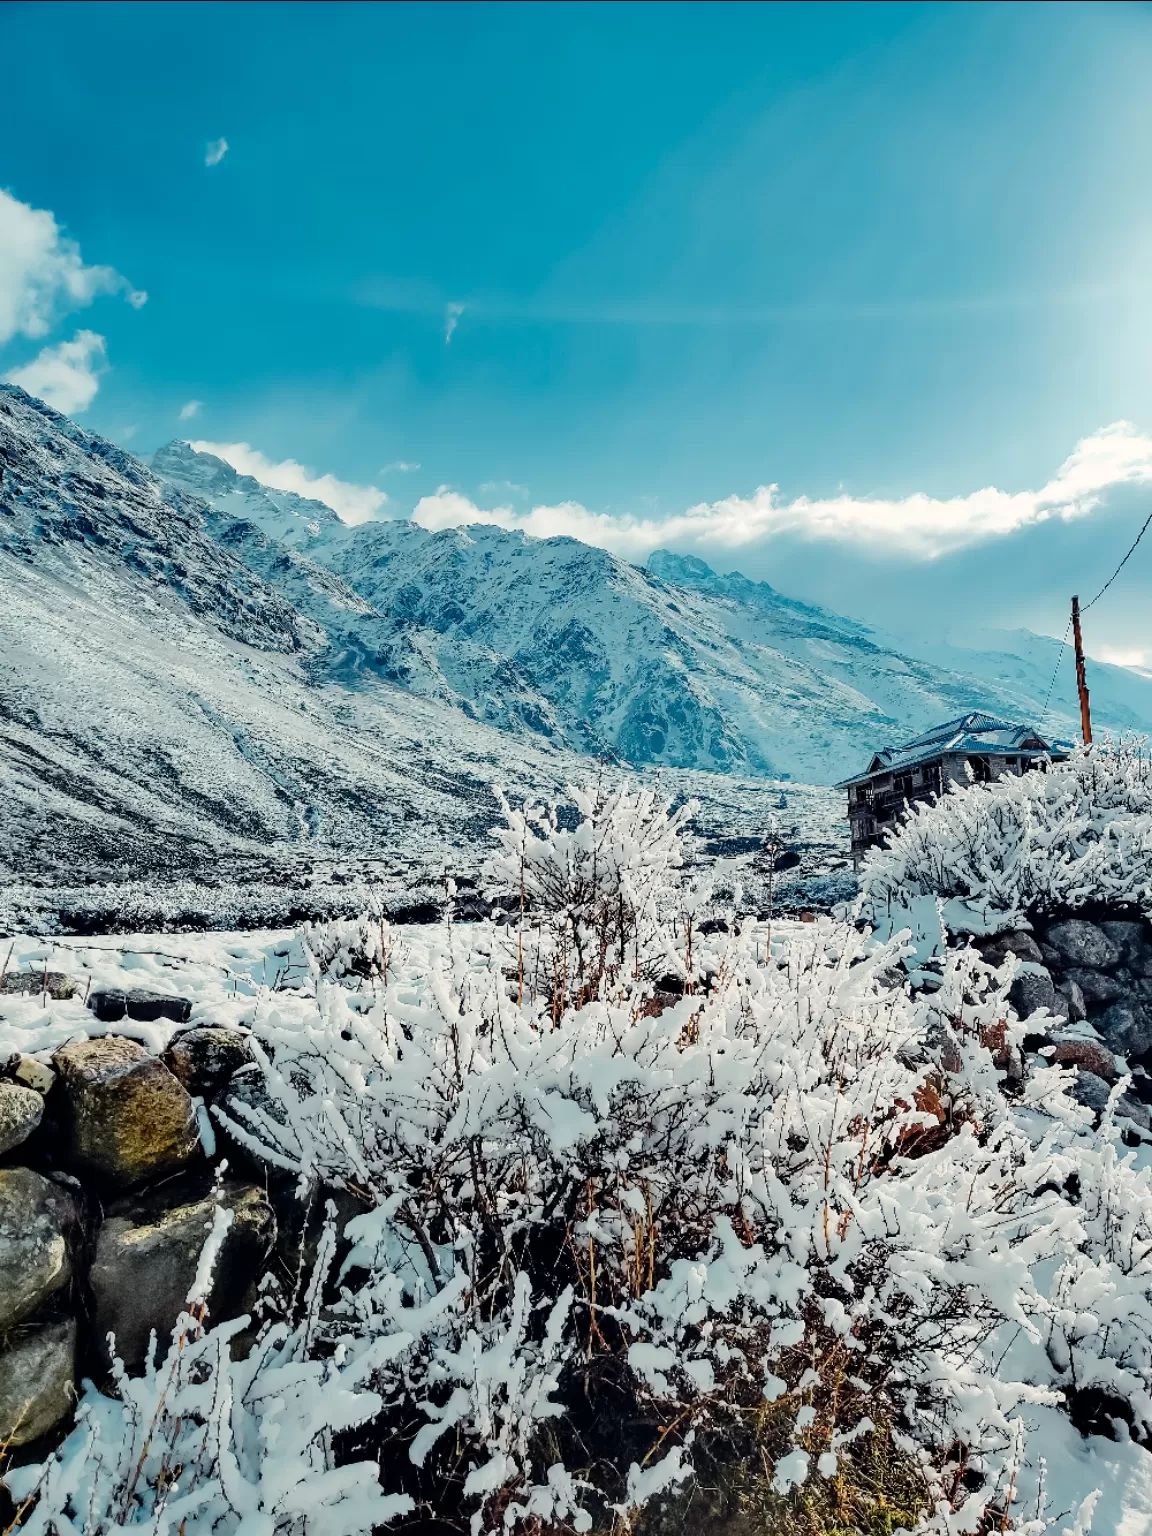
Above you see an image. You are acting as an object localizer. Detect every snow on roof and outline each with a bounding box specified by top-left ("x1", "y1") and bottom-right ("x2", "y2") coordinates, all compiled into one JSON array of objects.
[{"x1": 836, "y1": 711, "x2": 1072, "y2": 787}]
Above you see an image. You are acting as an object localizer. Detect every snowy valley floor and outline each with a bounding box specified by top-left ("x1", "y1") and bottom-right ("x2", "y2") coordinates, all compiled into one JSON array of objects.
[{"x1": 0, "y1": 771, "x2": 853, "y2": 936}]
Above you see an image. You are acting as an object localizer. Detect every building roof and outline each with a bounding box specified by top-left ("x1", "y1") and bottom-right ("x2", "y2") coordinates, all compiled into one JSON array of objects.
[{"x1": 836, "y1": 711, "x2": 1073, "y2": 788}]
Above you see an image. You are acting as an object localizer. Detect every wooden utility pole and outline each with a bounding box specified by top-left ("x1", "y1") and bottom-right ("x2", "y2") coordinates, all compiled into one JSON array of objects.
[{"x1": 1071, "y1": 595, "x2": 1093, "y2": 745}]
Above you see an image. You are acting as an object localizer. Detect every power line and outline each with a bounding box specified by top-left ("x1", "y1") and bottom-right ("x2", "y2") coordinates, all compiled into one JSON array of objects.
[
  {"x1": 1040, "y1": 502, "x2": 1151, "y2": 718},
  {"x1": 1041, "y1": 615, "x2": 1072, "y2": 717},
  {"x1": 1083, "y1": 504, "x2": 1152, "y2": 612}
]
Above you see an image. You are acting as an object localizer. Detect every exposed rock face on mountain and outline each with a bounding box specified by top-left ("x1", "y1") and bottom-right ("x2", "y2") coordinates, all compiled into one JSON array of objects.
[
  {"x1": 1, "y1": 389, "x2": 841, "y2": 928},
  {"x1": 5, "y1": 392, "x2": 1150, "y2": 927},
  {"x1": 649, "y1": 550, "x2": 1152, "y2": 749},
  {"x1": 151, "y1": 439, "x2": 345, "y2": 552},
  {"x1": 155, "y1": 441, "x2": 1151, "y2": 784}
]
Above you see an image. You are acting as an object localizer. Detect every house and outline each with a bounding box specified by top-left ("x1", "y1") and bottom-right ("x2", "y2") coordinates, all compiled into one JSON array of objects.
[{"x1": 839, "y1": 711, "x2": 1071, "y2": 861}]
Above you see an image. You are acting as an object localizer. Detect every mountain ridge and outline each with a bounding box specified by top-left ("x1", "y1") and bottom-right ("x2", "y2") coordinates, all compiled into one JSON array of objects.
[{"x1": 154, "y1": 438, "x2": 1152, "y2": 782}]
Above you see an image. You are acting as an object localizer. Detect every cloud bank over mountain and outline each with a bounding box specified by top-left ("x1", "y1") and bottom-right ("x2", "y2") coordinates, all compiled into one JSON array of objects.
[
  {"x1": 188, "y1": 440, "x2": 387, "y2": 525},
  {"x1": 412, "y1": 421, "x2": 1152, "y2": 561}
]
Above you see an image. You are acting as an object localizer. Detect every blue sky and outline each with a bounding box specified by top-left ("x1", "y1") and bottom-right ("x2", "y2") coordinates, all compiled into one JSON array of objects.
[{"x1": 3, "y1": 0, "x2": 1152, "y2": 661}]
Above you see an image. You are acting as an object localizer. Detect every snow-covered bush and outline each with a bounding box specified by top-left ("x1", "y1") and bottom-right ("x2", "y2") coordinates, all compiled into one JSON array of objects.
[
  {"x1": 483, "y1": 782, "x2": 714, "y2": 1014},
  {"x1": 299, "y1": 912, "x2": 392, "y2": 985},
  {"x1": 200, "y1": 788, "x2": 1152, "y2": 1533},
  {"x1": 860, "y1": 740, "x2": 1152, "y2": 933},
  {"x1": 4, "y1": 1206, "x2": 406, "y2": 1535},
  {"x1": 17, "y1": 785, "x2": 1152, "y2": 1534}
]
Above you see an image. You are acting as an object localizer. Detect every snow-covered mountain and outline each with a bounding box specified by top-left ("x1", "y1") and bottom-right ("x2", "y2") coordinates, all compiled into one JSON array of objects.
[
  {"x1": 5, "y1": 393, "x2": 1150, "y2": 926},
  {"x1": 0, "y1": 389, "x2": 844, "y2": 928},
  {"x1": 153, "y1": 440, "x2": 1152, "y2": 782},
  {"x1": 649, "y1": 551, "x2": 1152, "y2": 752}
]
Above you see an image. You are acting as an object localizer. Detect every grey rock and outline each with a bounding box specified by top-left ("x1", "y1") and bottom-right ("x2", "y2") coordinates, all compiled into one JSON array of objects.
[
  {"x1": 90, "y1": 1183, "x2": 275, "y2": 1371},
  {"x1": 0, "y1": 1168, "x2": 74, "y2": 1331},
  {"x1": 165, "y1": 1027, "x2": 254, "y2": 1099},
  {"x1": 1101, "y1": 922, "x2": 1151, "y2": 966},
  {"x1": 980, "y1": 930, "x2": 1045, "y2": 967},
  {"x1": 1118, "y1": 1093, "x2": 1152, "y2": 1131},
  {"x1": 1065, "y1": 967, "x2": 1127, "y2": 1007},
  {"x1": 7, "y1": 1054, "x2": 56, "y2": 1093},
  {"x1": 0, "y1": 970, "x2": 77, "y2": 1000},
  {"x1": 52, "y1": 1036, "x2": 199, "y2": 1184},
  {"x1": 0, "y1": 1319, "x2": 76, "y2": 1446},
  {"x1": 1046, "y1": 920, "x2": 1122, "y2": 971},
  {"x1": 1071, "y1": 1070, "x2": 1114, "y2": 1112},
  {"x1": 1096, "y1": 1002, "x2": 1152, "y2": 1059},
  {"x1": 215, "y1": 1069, "x2": 297, "y2": 1173},
  {"x1": 1010, "y1": 966, "x2": 1056, "y2": 1018},
  {"x1": 89, "y1": 988, "x2": 192, "y2": 1025},
  {"x1": 1040, "y1": 943, "x2": 1065, "y2": 971},
  {"x1": 0, "y1": 1082, "x2": 44, "y2": 1155},
  {"x1": 1055, "y1": 978, "x2": 1088, "y2": 1023}
]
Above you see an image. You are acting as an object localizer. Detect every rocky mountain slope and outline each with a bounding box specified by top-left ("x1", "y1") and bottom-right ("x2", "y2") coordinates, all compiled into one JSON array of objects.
[
  {"x1": 0, "y1": 389, "x2": 844, "y2": 930},
  {"x1": 155, "y1": 441, "x2": 1152, "y2": 783}
]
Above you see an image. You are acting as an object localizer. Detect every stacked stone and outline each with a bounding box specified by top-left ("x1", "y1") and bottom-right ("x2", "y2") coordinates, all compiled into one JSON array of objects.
[
  {"x1": 975, "y1": 915, "x2": 1152, "y2": 1123},
  {"x1": 0, "y1": 980, "x2": 274, "y2": 1451}
]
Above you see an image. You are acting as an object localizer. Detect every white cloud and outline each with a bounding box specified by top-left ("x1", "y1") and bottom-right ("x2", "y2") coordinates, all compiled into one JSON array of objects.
[
  {"x1": 413, "y1": 422, "x2": 1152, "y2": 562},
  {"x1": 189, "y1": 440, "x2": 388, "y2": 525},
  {"x1": 381, "y1": 459, "x2": 420, "y2": 473},
  {"x1": 1098, "y1": 645, "x2": 1149, "y2": 668},
  {"x1": 5, "y1": 329, "x2": 108, "y2": 414},
  {"x1": 205, "y1": 138, "x2": 229, "y2": 168},
  {"x1": 0, "y1": 187, "x2": 143, "y2": 344},
  {"x1": 444, "y1": 302, "x2": 464, "y2": 343},
  {"x1": 179, "y1": 399, "x2": 203, "y2": 420},
  {"x1": 479, "y1": 479, "x2": 528, "y2": 497}
]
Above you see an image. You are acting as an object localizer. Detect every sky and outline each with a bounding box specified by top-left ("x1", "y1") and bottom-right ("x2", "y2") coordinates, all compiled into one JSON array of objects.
[{"x1": 2, "y1": 0, "x2": 1152, "y2": 662}]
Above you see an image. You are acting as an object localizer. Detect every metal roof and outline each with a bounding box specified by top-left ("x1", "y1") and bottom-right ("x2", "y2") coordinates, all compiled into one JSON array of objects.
[{"x1": 836, "y1": 711, "x2": 1073, "y2": 788}]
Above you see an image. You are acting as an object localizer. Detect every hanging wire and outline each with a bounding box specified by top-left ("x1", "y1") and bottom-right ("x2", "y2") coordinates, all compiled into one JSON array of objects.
[
  {"x1": 1041, "y1": 615, "x2": 1072, "y2": 717},
  {"x1": 1083, "y1": 504, "x2": 1152, "y2": 612},
  {"x1": 1038, "y1": 500, "x2": 1151, "y2": 717}
]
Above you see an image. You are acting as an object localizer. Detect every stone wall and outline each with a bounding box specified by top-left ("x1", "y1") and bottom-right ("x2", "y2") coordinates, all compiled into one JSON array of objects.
[
  {"x1": 0, "y1": 984, "x2": 279, "y2": 1455},
  {"x1": 974, "y1": 912, "x2": 1152, "y2": 1123}
]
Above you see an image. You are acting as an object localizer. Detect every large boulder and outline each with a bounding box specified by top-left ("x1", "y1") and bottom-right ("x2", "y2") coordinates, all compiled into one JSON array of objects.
[
  {"x1": 0, "y1": 1081, "x2": 44, "y2": 1155},
  {"x1": 0, "y1": 1319, "x2": 76, "y2": 1446},
  {"x1": 89, "y1": 1183, "x2": 275, "y2": 1371},
  {"x1": 1045, "y1": 920, "x2": 1122, "y2": 971},
  {"x1": 88, "y1": 989, "x2": 192, "y2": 1026},
  {"x1": 1070, "y1": 1069, "x2": 1114, "y2": 1113},
  {"x1": 0, "y1": 1169, "x2": 74, "y2": 1331},
  {"x1": 164, "y1": 1027, "x2": 254, "y2": 1099},
  {"x1": 1052, "y1": 1040, "x2": 1122, "y2": 1083},
  {"x1": 52, "y1": 1036, "x2": 200, "y2": 1184}
]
